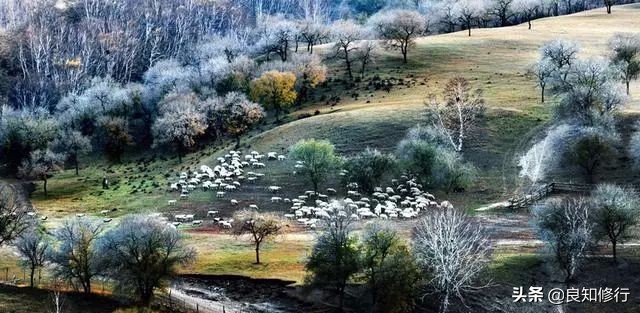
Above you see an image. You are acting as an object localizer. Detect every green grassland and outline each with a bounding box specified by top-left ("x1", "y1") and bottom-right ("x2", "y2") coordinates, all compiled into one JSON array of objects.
[{"x1": 4, "y1": 4, "x2": 640, "y2": 288}]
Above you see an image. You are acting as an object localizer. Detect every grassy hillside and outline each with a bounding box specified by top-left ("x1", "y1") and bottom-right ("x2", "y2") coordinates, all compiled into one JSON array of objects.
[{"x1": 2, "y1": 4, "x2": 637, "y2": 288}]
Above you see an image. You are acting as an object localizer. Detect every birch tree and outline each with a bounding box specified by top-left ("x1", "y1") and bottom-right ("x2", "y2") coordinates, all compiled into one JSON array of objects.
[{"x1": 425, "y1": 76, "x2": 486, "y2": 153}]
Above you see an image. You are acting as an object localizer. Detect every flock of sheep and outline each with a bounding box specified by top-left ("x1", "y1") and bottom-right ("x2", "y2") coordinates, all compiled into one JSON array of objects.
[{"x1": 165, "y1": 149, "x2": 449, "y2": 230}]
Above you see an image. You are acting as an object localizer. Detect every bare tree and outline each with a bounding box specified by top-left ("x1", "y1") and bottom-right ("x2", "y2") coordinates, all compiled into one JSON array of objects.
[
  {"x1": 331, "y1": 20, "x2": 368, "y2": 80},
  {"x1": 534, "y1": 198, "x2": 594, "y2": 284},
  {"x1": 490, "y1": 0, "x2": 515, "y2": 26},
  {"x1": 514, "y1": 0, "x2": 541, "y2": 29},
  {"x1": 49, "y1": 217, "x2": 103, "y2": 294},
  {"x1": 0, "y1": 184, "x2": 28, "y2": 247},
  {"x1": 354, "y1": 41, "x2": 377, "y2": 78},
  {"x1": 413, "y1": 207, "x2": 492, "y2": 313},
  {"x1": 368, "y1": 9, "x2": 426, "y2": 63},
  {"x1": 15, "y1": 226, "x2": 49, "y2": 287},
  {"x1": 591, "y1": 184, "x2": 640, "y2": 263},
  {"x1": 233, "y1": 210, "x2": 284, "y2": 264},
  {"x1": 528, "y1": 58, "x2": 555, "y2": 102},
  {"x1": 453, "y1": 0, "x2": 489, "y2": 37},
  {"x1": 425, "y1": 76, "x2": 486, "y2": 152},
  {"x1": 100, "y1": 214, "x2": 196, "y2": 306}
]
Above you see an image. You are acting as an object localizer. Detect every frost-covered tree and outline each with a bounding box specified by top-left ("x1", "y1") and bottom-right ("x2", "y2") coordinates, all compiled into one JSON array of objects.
[
  {"x1": 425, "y1": 76, "x2": 486, "y2": 152},
  {"x1": 290, "y1": 139, "x2": 341, "y2": 192},
  {"x1": 368, "y1": 9, "x2": 426, "y2": 63},
  {"x1": 608, "y1": 33, "x2": 640, "y2": 95},
  {"x1": 331, "y1": 20, "x2": 368, "y2": 80},
  {"x1": 15, "y1": 226, "x2": 50, "y2": 287},
  {"x1": 256, "y1": 15, "x2": 299, "y2": 62},
  {"x1": 216, "y1": 92, "x2": 265, "y2": 149},
  {"x1": 534, "y1": 198, "x2": 594, "y2": 283},
  {"x1": 528, "y1": 58, "x2": 555, "y2": 102},
  {"x1": 591, "y1": 184, "x2": 640, "y2": 263},
  {"x1": 518, "y1": 124, "x2": 577, "y2": 183},
  {"x1": 540, "y1": 39, "x2": 580, "y2": 88},
  {"x1": 51, "y1": 129, "x2": 92, "y2": 175},
  {"x1": 250, "y1": 70, "x2": 297, "y2": 121},
  {"x1": 453, "y1": 0, "x2": 489, "y2": 37},
  {"x1": 142, "y1": 59, "x2": 198, "y2": 104},
  {"x1": 557, "y1": 59, "x2": 627, "y2": 126},
  {"x1": 413, "y1": 207, "x2": 491, "y2": 313},
  {"x1": 50, "y1": 217, "x2": 103, "y2": 294},
  {"x1": 514, "y1": 0, "x2": 541, "y2": 29},
  {"x1": 490, "y1": 0, "x2": 515, "y2": 27},
  {"x1": 19, "y1": 149, "x2": 65, "y2": 197},
  {"x1": 152, "y1": 93, "x2": 207, "y2": 162},
  {"x1": 298, "y1": 20, "x2": 330, "y2": 54},
  {"x1": 354, "y1": 41, "x2": 377, "y2": 78},
  {"x1": 100, "y1": 214, "x2": 195, "y2": 306}
]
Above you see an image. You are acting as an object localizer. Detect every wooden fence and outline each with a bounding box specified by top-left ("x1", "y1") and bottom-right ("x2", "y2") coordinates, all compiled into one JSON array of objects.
[{"x1": 507, "y1": 181, "x2": 596, "y2": 209}]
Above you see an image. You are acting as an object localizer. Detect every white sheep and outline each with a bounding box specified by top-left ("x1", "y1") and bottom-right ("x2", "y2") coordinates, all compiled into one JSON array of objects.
[
  {"x1": 207, "y1": 211, "x2": 219, "y2": 217},
  {"x1": 271, "y1": 197, "x2": 282, "y2": 203},
  {"x1": 231, "y1": 199, "x2": 239, "y2": 205},
  {"x1": 216, "y1": 191, "x2": 225, "y2": 198},
  {"x1": 168, "y1": 200, "x2": 177, "y2": 206}
]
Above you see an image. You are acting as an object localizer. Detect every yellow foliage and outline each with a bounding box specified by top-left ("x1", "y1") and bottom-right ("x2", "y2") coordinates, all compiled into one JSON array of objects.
[{"x1": 250, "y1": 70, "x2": 297, "y2": 120}]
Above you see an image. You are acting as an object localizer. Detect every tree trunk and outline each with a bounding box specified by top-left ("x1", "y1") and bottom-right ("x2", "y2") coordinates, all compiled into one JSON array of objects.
[
  {"x1": 29, "y1": 266, "x2": 35, "y2": 287},
  {"x1": 43, "y1": 178, "x2": 48, "y2": 197},
  {"x1": 627, "y1": 80, "x2": 630, "y2": 95},
  {"x1": 612, "y1": 239, "x2": 617, "y2": 263},
  {"x1": 541, "y1": 86, "x2": 545, "y2": 103},
  {"x1": 528, "y1": 19, "x2": 532, "y2": 30},
  {"x1": 467, "y1": 21, "x2": 472, "y2": 37},
  {"x1": 338, "y1": 284, "x2": 345, "y2": 312},
  {"x1": 75, "y1": 157, "x2": 79, "y2": 175},
  {"x1": 235, "y1": 136, "x2": 241, "y2": 149},
  {"x1": 255, "y1": 242, "x2": 261, "y2": 264}
]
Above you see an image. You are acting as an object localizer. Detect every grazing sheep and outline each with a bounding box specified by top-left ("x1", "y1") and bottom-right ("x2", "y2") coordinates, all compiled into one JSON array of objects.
[
  {"x1": 277, "y1": 155, "x2": 287, "y2": 161},
  {"x1": 269, "y1": 186, "x2": 282, "y2": 192},
  {"x1": 207, "y1": 211, "x2": 219, "y2": 217},
  {"x1": 192, "y1": 220, "x2": 203, "y2": 226},
  {"x1": 216, "y1": 191, "x2": 225, "y2": 198},
  {"x1": 231, "y1": 199, "x2": 239, "y2": 205},
  {"x1": 249, "y1": 204, "x2": 259, "y2": 210},
  {"x1": 168, "y1": 200, "x2": 177, "y2": 206},
  {"x1": 271, "y1": 197, "x2": 282, "y2": 203},
  {"x1": 326, "y1": 188, "x2": 337, "y2": 194},
  {"x1": 172, "y1": 222, "x2": 182, "y2": 227},
  {"x1": 180, "y1": 194, "x2": 189, "y2": 200}
]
